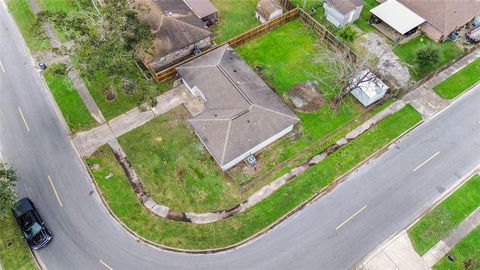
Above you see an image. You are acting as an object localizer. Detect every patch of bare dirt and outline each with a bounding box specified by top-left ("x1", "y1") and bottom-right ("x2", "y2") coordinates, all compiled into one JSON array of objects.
[{"x1": 287, "y1": 82, "x2": 324, "y2": 112}]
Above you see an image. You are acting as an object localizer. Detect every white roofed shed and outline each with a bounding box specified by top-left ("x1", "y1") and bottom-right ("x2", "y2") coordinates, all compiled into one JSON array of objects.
[{"x1": 350, "y1": 70, "x2": 389, "y2": 107}]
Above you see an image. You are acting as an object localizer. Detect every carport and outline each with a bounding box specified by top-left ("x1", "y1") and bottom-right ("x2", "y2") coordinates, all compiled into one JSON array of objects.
[{"x1": 370, "y1": 0, "x2": 425, "y2": 42}]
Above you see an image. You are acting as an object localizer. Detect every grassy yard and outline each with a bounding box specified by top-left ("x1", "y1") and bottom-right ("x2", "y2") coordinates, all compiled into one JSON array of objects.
[
  {"x1": 37, "y1": 0, "x2": 79, "y2": 43},
  {"x1": 394, "y1": 35, "x2": 462, "y2": 80},
  {"x1": 117, "y1": 19, "x2": 388, "y2": 213},
  {"x1": 235, "y1": 20, "x2": 365, "y2": 178},
  {"x1": 408, "y1": 175, "x2": 480, "y2": 255},
  {"x1": 44, "y1": 64, "x2": 96, "y2": 132},
  {"x1": 211, "y1": 0, "x2": 259, "y2": 43},
  {"x1": 433, "y1": 225, "x2": 480, "y2": 270},
  {"x1": 88, "y1": 105, "x2": 421, "y2": 249},
  {"x1": 84, "y1": 70, "x2": 172, "y2": 120},
  {"x1": 0, "y1": 216, "x2": 36, "y2": 270},
  {"x1": 354, "y1": 0, "x2": 379, "y2": 33},
  {"x1": 7, "y1": 0, "x2": 50, "y2": 51},
  {"x1": 118, "y1": 106, "x2": 241, "y2": 213},
  {"x1": 434, "y1": 58, "x2": 480, "y2": 99}
]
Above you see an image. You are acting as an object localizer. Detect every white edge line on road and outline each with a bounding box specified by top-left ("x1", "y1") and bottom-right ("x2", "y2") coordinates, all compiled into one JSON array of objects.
[
  {"x1": 0, "y1": 60, "x2": 5, "y2": 72},
  {"x1": 48, "y1": 175, "x2": 63, "y2": 207},
  {"x1": 100, "y1": 260, "x2": 114, "y2": 270},
  {"x1": 18, "y1": 107, "x2": 30, "y2": 132},
  {"x1": 336, "y1": 205, "x2": 368, "y2": 230},
  {"x1": 413, "y1": 151, "x2": 440, "y2": 172}
]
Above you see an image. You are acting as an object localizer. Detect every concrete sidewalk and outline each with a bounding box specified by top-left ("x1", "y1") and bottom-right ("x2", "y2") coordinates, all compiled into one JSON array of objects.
[
  {"x1": 422, "y1": 207, "x2": 480, "y2": 267},
  {"x1": 73, "y1": 85, "x2": 191, "y2": 156},
  {"x1": 356, "y1": 232, "x2": 430, "y2": 270},
  {"x1": 404, "y1": 49, "x2": 480, "y2": 120}
]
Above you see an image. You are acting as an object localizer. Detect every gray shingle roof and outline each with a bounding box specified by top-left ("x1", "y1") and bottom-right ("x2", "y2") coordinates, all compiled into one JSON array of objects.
[
  {"x1": 327, "y1": 0, "x2": 364, "y2": 14},
  {"x1": 133, "y1": 0, "x2": 212, "y2": 63},
  {"x1": 176, "y1": 45, "x2": 299, "y2": 169}
]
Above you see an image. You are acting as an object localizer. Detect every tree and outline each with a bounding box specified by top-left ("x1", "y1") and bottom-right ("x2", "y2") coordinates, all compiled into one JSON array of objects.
[
  {"x1": 0, "y1": 163, "x2": 18, "y2": 219},
  {"x1": 415, "y1": 45, "x2": 440, "y2": 70},
  {"x1": 313, "y1": 49, "x2": 383, "y2": 109},
  {"x1": 337, "y1": 25, "x2": 358, "y2": 42}
]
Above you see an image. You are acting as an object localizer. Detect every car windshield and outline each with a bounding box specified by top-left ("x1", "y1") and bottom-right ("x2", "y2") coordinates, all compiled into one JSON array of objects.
[{"x1": 25, "y1": 222, "x2": 42, "y2": 239}]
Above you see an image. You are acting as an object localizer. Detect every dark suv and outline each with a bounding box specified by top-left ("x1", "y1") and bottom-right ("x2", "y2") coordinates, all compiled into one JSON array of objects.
[{"x1": 11, "y1": 198, "x2": 52, "y2": 250}]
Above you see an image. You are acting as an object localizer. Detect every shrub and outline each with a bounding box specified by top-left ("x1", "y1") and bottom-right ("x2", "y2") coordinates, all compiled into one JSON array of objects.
[
  {"x1": 49, "y1": 63, "x2": 68, "y2": 76},
  {"x1": 338, "y1": 25, "x2": 358, "y2": 42},
  {"x1": 415, "y1": 45, "x2": 440, "y2": 70}
]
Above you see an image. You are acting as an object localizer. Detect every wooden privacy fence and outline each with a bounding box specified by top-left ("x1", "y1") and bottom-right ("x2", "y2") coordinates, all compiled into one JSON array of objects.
[
  {"x1": 277, "y1": 0, "x2": 296, "y2": 11},
  {"x1": 154, "y1": 2, "x2": 359, "y2": 82},
  {"x1": 154, "y1": 8, "x2": 299, "y2": 81},
  {"x1": 298, "y1": 9, "x2": 358, "y2": 62}
]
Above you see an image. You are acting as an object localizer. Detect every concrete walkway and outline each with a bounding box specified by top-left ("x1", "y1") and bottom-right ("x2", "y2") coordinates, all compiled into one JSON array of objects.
[
  {"x1": 27, "y1": 0, "x2": 106, "y2": 124},
  {"x1": 356, "y1": 232, "x2": 430, "y2": 270},
  {"x1": 422, "y1": 207, "x2": 480, "y2": 267},
  {"x1": 74, "y1": 85, "x2": 190, "y2": 157},
  {"x1": 423, "y1": 50, "x2": 480, "y2": 90},
  {"x1": 403, "y1": 49, "x2": 480, "y2": 119}
]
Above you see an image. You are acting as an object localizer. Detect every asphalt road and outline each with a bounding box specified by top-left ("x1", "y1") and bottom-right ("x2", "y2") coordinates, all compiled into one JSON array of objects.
[{"x1": 1, "y1": 2, "x2": 480, "y2": 269}]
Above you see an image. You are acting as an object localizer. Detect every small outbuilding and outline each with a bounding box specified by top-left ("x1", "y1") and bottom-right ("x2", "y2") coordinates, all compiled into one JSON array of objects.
[
  {"x1": 350, "y1": 70, "x2": 389, "y2": 107},
  {"x1": 183, "y1": 0, "x2": 218, "y2": 25},
  {"x1": 323, "y1": 0, "x2": 364, "y2": 28},
  {"x1": 255, "y1": 0, "x2": 284, "y2": 24}
]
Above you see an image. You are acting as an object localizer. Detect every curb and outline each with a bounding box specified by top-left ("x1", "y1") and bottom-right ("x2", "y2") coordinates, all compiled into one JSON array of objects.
[
  {"x1": 85, "y1": 110, "x2": 424, "y2": 254},
  {"x1": 353, "y1": 166, "x2": 480, "y2": 270},
  {"x1": 352, "y1": 83, "x2": 480, "y2": 269}
]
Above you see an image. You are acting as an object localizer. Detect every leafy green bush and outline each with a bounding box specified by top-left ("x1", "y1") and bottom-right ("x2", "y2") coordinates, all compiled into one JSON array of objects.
[
  {"x1": 0, "y1": 163, "x2": 17, "y2": 219},
  {"x1": 415, "y1": 45, "x2": 440, "y2": 70},
  {"x1": 337, "y1": 25, "x2": 358, "y2": 42},
  {"x1": 49, "y1": 62, "x2": 68, "y2": 76}
]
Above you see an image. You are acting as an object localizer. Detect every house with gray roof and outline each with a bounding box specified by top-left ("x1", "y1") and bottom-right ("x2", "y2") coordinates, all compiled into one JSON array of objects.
[
  {"x1": 176, "y1": 45, "x2": 300, "y2": 171},
  {"x1": 132, "y1": 0, "x2": 213, "y2": 72},
  {"x1": 323, "y1": 0, "x2": 364, "y2": 28}
]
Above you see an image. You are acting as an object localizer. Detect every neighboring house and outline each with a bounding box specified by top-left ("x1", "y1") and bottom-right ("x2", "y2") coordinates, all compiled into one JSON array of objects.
[
  {"x1": 183, "y1": 0, "x2": 218, "y2": 25},
  {"x1": 255, "y1": 0, "x2": 284, "y2": 23},
  {"x1": 176, "y1": 45, "x2": 300, "y2": 171},
  {"x1": 323, "y1": 0, "x2": 364, "y2": 28},
  {"x1": 350, "y1": 70, "x2": 388, "y2": 107},
  {"x1": 132, "y1": 0, "x2": 213, "y2": 72},
  {"x1": 375, "y1": 0, "x2": 480, "y2": 42}
]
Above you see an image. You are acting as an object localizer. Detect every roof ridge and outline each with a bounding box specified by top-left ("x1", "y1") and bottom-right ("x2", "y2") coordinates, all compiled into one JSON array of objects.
[
  {"x1": 252, "y1": 104, "x2": 299, "y2": 121},
  {"x1": 220, "y1": 120, "x2": 233, "y2": 165},
  {"x1": 148, "y1": 0, "x2": 211, "y2": 36}
]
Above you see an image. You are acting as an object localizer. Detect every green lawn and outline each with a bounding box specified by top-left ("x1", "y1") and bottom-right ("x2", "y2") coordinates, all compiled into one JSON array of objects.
[
  {"x1": 118, "y1": 106, "x2": 241, "y2": 213},
  {"x1": 37, "y1": 0, "x2": 80, "y2": 43},
  {"x1": 354, "y1": 0, "x2": 379, "y2": 33},
  {"x1": 7, "y1": 0, "x2": 50, "y2": 51},
  {"x1": 211, "y1": 0, "x2": 260, "y2": 43},
  {"x1": 0, "y1": 216, "x2": 36, "y2": 270},
  {"x1": 88, "y1": 105, "x2": 421, "y2": 250},
  {"x1": 44, "y1": 64, "x2": 96, "y2": 132},
  {"x1": 408, "y1": 175, "x2": 480, "y2": 255},
  {"x1": 394, "y1": 35, "x2": 462, "y2": 80},
  {"x1": 84, "y1": 70, "x2": 172, "y2": 120},
  {"x1": 235, "y1": 20, "x2": 365, "y2": 180},
  {"x1": 433, "y1": 225, "x2": 480, "y2": 270},
  {"x1": 117, "y1": 19, "x2": 390, "y2": 213},
  {"x1": 434, "y1": 58, "x2": 480, "y2": 99}
]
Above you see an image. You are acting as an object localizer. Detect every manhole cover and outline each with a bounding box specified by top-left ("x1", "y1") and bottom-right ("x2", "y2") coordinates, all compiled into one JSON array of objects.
[{"x1": 7, "y1": 240, "x2": 13, "y2": 248}]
